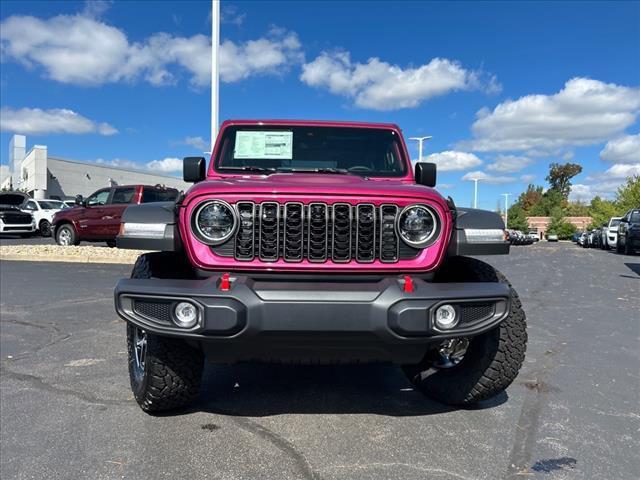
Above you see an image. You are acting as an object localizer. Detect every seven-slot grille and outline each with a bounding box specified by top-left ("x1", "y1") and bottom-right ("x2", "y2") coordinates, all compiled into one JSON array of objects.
[{"x1": 230, "y1": 202, "x2": 406, "y2": 263}]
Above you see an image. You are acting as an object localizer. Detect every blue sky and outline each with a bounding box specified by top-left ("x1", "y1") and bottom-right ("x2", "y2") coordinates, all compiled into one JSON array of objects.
[{"x1": 1, "y1": 0, "x2": 639, "y2": 209}]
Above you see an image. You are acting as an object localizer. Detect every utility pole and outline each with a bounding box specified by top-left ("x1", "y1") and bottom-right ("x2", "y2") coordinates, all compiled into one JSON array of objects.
[
  {"x1": 409, "y1": 136, "x2": 432, "y2": 162},
  {"x1": 501, "y1": 193, "x2": 511, "y2": 227},
  {"x1": 211, "y1": 0, "x2": 220, "y2": 152}
]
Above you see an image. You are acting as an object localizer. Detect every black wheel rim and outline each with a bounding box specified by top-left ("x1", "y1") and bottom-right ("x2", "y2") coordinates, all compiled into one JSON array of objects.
[{"x1": 132, "y1": 327, "x2": 147, "y2": 380}]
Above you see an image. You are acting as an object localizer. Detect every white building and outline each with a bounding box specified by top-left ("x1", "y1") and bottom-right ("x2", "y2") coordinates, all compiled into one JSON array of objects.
[{"x1": 1, "y1": 135, "x2": 189, "y2": 199}]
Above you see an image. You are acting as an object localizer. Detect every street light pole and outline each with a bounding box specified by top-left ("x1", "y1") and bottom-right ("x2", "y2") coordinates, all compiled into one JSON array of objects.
[
  {"x1": 409, "y1": 136, "x2": 432, "y2": 162},
  {"x1": 211, "y1": 0, "x2": 220, "y2": 152},
  {"x1": 501, "y1": 193, "x2": 512, "y2": 227},
  {"x1": 469, "y1": 178, "x2": 481, "y2": 208}
]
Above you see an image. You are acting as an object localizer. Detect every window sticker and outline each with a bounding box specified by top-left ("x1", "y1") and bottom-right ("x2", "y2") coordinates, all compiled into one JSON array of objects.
[{"x1": 234, "y1": 131, "x2": 293, "y2": 159}]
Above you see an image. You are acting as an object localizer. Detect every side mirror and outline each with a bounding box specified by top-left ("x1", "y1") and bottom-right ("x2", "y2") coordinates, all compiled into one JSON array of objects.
[
  {"x1": 75, "y1": 194, "x2": 84, "y2": 205},
  {"x1": 184, "y1": 157, "x2": 206, "y2": 183},
  {"x1": 415, "y1": 162, "x2": 437, "y2": 187}
]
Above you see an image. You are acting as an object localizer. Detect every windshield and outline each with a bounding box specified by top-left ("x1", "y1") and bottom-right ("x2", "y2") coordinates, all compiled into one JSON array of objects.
[
  {"x1": 215, "y1": 126, "x2": 408, "y2": 177},
  {"x1": 609, "y1": 219, "x2": 620, "y2": 228},
  {"x1": 39, "y1": 200, "x2": 64, "y2": 209}
]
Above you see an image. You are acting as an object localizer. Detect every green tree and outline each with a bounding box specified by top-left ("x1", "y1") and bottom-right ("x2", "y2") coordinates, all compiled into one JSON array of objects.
[
  {"x1": 529, "y1": 189, "x2": 564, "y2": 216},
  {"x1": 564, "y1": 201, "x2": 590, "y2": 216},
  {"x1": 507, "y1": 203, "x2": 529, "y2": 231},
  {"x1": 615, "y1": 175, "x2": 640, "y2": 212},
  {"x1": 546, "y1": 162, "x2": 583, "y2": 198},
  {"x1": 546, "y1": 207, "x2": 577, "y2": 239},
  {"x1": 588, "y1": 196, "x2": 618, "y2": 228},
  {"x1": 517, "y1": 184, "x2": 544, "y2": 213}
]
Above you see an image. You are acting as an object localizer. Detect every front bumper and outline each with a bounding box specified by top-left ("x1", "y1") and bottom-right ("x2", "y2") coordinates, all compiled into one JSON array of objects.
[
  {"x1": 114, "y1": 275, "x2": 511, "y2": 364},
  {"x1": 0, "y1": 220, "x2": 36, "y2": 234}
]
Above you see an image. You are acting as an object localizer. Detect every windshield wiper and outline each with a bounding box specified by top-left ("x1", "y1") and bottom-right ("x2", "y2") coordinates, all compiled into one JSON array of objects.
[
  {"x1": 276, "y1": 167, "x2": 351, "y2": 174},
  {"x1": 219, "y1": 166, "x2": 276, "y2": 174}
]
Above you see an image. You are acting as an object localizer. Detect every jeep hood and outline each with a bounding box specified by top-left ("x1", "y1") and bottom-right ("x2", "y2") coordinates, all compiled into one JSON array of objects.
[{"x1": 187, "y1": 173, "x2": 443, "y2": 201}]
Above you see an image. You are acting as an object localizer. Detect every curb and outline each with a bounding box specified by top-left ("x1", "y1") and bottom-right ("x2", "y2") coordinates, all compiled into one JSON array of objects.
[{"x1": 0, "y1": 254, "x2": 137, "y2": 265}]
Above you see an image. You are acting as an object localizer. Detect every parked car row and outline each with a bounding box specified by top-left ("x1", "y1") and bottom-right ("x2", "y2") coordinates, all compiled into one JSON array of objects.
[
  {"x1": 52, "y1": 184, "x2": 179, "y2": 246},
  {"x1": 506, "y1": 230, "x2": 536, "y2": 245},
  {"x1": 576, "y1": 209, "x2": 639, "y2": 255}
]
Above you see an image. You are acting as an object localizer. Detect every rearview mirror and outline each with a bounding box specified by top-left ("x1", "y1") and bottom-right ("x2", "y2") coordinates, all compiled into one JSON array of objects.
[
  {"x1": 183, "y1": 157, "x2": 206, "y2": 183},
  {"x1": 414, "y1": 162, "x2": 437, "y2": 187}
]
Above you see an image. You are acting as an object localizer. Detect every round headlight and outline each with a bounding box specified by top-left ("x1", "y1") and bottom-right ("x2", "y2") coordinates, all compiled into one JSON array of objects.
[
  {"x1": 397, "y1": 205, "x2": 438, "y2": 248},
  {"x1": 193, "y1": 200, "x2": 237, "y2": 245}
]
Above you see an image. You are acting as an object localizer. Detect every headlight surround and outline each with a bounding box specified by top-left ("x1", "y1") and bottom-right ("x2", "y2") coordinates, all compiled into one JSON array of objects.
[
  {"x1": 192, "y1": 200, "x2": 237, "y2": 245},
  {"x1": 396, "y1": 204, "x2": 439, "y2": 248}
]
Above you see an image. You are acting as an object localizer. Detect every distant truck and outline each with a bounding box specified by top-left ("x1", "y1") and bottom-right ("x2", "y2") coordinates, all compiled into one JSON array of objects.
[
  {"x1": 601, "y1": 217, "x2": 622, "y2": 250},
  {"x1": 52, "y1": 184, "x2": 179, "y2": 247}
]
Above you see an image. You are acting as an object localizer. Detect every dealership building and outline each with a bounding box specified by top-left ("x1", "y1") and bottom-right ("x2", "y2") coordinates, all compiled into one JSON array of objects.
[{"x1": 1, "y1": 135, "x2": 189, "y2": 200}]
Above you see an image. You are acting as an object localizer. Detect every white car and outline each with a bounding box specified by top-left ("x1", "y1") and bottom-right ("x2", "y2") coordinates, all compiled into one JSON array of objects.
[
  {"x1": 21, "y1": 198, "x2": 67, "y2": 237},
  {"x1": 528, "y1": 231, "x2": 540, "y2": 242},
  {"x1": 0, "y1": 192, "x2": 36, "y2": 236},
  {"x1": 602, "y1": 217, "x2": 622, "y2": 250}
]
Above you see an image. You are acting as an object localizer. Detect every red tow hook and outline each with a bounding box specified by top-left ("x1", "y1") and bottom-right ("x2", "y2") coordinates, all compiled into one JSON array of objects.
[
  {"x1": 218, "y1": 273, "x2": 231, "y2": 291},
  {"x1": 402, "y1": 275, "x2": 414, "y2": 293}
]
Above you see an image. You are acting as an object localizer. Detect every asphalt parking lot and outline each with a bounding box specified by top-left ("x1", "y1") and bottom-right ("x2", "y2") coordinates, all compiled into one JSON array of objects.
[
  {"x1": 0, "y1": 234, "x2": 111, "y2": 247},
  {"x1": 1, "y1": 242, "x2": 638, "y2": 480}
]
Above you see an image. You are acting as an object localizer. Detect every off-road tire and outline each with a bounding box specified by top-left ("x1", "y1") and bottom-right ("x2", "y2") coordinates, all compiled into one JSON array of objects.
[
  {"x1": 624, "y1": 239, "x2": 633, "y2": 255},
  {"x1": 404, "y1": 256, "x2": 527, "y2": 406},
  {"x1": 616, "y1": 240, "x2": 624, "y2": 254},
  {"x1": 39, "y1": 220, "x2": 51, "y2": 237},
  {"x1": 106, "y1": 240, "x2": 116, "y2": 248},
  {"x1": 127, "y1": 253, "x2": 203, "y2": 412}
]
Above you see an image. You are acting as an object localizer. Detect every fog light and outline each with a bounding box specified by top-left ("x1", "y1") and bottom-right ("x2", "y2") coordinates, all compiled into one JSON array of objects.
[
  {"x1": 434, "y1": 304, "x2": 457, "y2": 330},
  {"x1": 174, "y1": 302, "x2": 198, "y2": 328}
]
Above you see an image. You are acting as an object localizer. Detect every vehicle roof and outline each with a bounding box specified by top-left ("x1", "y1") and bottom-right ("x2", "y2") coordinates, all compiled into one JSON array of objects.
[{"x1": 220, "y1": 119, "x2": 402, "y2": 131}]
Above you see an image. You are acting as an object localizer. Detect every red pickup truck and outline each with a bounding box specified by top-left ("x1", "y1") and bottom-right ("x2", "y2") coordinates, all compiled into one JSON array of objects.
[{"x1": 52, "y1": 184, "x2": 179, "y2": 247}]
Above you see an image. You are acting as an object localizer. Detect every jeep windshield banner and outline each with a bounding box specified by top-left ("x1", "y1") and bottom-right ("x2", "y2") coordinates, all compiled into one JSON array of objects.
[{"x1": 234, "y1": 131, "x2": 293, "y2": 160}]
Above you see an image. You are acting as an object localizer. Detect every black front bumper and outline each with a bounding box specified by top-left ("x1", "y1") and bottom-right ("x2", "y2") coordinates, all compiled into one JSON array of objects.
[{"x1": 114, "y1": 275, "x2": 511, "y2": 364}]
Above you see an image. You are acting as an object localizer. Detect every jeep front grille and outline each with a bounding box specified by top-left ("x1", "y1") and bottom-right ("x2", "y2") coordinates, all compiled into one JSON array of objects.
[{"x1": 221, "y1": 202, "x2": 417, "y2": 263}]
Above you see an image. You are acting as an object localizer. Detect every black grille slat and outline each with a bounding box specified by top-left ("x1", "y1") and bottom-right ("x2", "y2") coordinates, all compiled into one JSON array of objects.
[
  {"x1": 380, "y1": 205, "x2": 400, "y2": 262},
  {"x1": 332, "y1": 203, "x2": 352, "y2": 262},
  {"x1": 356, "y1": 204, "x2": 376, "y2": 262},
  {"x1": 284, "y1": 203, "x2": 304, "y2": 261},
  {"x1": 308, "y1": 203, "x2": 328, "y2": 262},
  {"x1": 259, "y1": 202, "x2": 280, "y2": 261},
  {"x1": 235, "y1": 202, "x2": 255, "y2": 260}
]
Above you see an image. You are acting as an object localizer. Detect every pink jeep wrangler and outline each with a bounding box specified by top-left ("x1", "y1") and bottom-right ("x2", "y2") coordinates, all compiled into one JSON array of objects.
[{"x1": 115, "y1": 120, "x2": 527, "y2": 413}]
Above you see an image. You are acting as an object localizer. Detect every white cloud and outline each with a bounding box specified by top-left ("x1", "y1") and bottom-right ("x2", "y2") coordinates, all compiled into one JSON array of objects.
[
  {"x1": 570, "y1": 162, "x2": 640, "y2": 201},
  {"x1": 601, "y1": 163, "x2": 640, "y2": 178},
  {"x1": 461, "y1": 170, "x2": 516, "y2": 185},
  {"x1": 183, "y1": 136, "x2": 209, "y2": 151},
  {"x1": 94, "y1": 157, "x2": 182, "y2": 174},
  {"x1": 599, "y1": 134, "x2": 640, "y2": 164},
  {"x1": 486, "y1": 155, "x2": 533, "y2": 173},
  {"x1": 422, "y1": 151, "x2": 482, "y2": 171},
  {"x1": 520, "y1": 174, "x2": 536, "y2": 183},
  {"x1": 221, "y1": 5, "x2": 246, "y2": 26},
  {"x1": 300, "y1": 52, "x2": 499, "y2": 110},
  {"x1": 570, "y1": 181, "x2": 626, "y2": 202},
  {"x1": 146, "y1": 157, "x2": 182, "y2": 173},
  {"x1": 0, "y1": 13, "x2": 302, "y2": 87},
  {"x1": 461, "y1": 78, "x2": 640, "y2": 152},
  {"x1": 0, "y1": 107, "x2": 117, "y2": 136},
  {"x1": 82, "y1": 0, "x2": 112, "y2": 19}
]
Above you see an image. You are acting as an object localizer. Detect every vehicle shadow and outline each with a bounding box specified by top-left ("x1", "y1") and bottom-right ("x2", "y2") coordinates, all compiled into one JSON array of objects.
[
  {"x1": 184, "y1": 363, "x2": 507, "y2": 417},
  {"x1": 623, "y1": 263, "x2": 640, "y2": 277}
]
